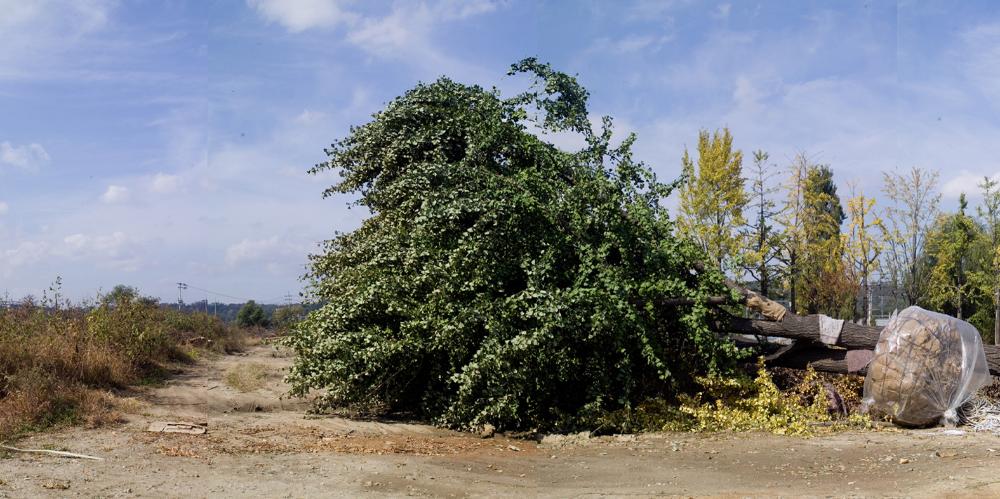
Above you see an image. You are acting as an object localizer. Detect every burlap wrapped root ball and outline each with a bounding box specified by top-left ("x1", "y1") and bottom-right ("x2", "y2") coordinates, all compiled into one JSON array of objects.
[{"x1": 863, "y1": 306, "x2": 991, "y2": 427}]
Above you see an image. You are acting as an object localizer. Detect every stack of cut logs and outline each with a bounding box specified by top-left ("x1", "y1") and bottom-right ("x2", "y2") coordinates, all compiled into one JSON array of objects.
[{"x1": 710, "y1": 283, "x2": 1000, "y2": 377}]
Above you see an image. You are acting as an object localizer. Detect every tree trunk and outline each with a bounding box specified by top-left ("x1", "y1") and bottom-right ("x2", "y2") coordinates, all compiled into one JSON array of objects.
[
  {"x1": 994, "y1": 288, "x2": 999, "y2": 346},
  {"x1": 866, "y1": 285, "x2": 873, "y2": 327},
  {"x1": 789, "y1": 251, "x2": 797, "y2": 313},
  {"x1": 728, "y1": 315, "x2": 1000, "y2": 376},
  {"x1": 766, "y1": 346, "x2": 861, "y2": 375},
  {"x1": 861, "y1": 274, "x2": 870, "y2": 326}
]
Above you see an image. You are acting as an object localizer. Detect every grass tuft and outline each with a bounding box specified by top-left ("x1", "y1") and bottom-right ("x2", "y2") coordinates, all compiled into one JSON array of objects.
[{"x1": 224, "y1": 363, "x2": 269, "y2": 392}]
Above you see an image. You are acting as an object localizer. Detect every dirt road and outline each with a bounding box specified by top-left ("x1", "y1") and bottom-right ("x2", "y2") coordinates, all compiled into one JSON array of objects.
[{"x1": 3, "y1": 342, "x2": 1000, "y2": 497}]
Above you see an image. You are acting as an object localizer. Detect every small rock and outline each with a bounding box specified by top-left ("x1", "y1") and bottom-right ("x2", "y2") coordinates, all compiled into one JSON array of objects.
[
  {"x1": 480, "y1": 424, "x2": 496, "y2": 439},
  {"x1": 508, "y1": 445, "x2": 521, "y2": 452},
  {"x1": 899, "y1": 458, "x2": 910, "y2": 464}
]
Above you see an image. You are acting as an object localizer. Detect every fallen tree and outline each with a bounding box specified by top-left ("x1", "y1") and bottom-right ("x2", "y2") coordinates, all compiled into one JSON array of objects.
[{"x1": 711, "y1": 283, "x2": 1000, "y2": 376}]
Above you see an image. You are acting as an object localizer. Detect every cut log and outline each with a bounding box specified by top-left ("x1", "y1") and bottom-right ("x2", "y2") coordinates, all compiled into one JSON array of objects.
[
  {"x1": 678, "y1": 265, "x2": 1000, "y2": 375},
  {"x1": 728, "y1": 315, "x2": 880, "y2": 350},
  {"x1": 765, "y1": 345, "x2": 868, "y2": 375},
  {"x1": 728, "y1": 316, "x2": 1000, "y2": 376}
]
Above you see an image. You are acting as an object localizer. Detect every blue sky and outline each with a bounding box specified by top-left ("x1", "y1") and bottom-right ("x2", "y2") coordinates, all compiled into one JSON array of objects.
[{"x1": 1, "y1": 0, "x2": 999, "y2": 303}]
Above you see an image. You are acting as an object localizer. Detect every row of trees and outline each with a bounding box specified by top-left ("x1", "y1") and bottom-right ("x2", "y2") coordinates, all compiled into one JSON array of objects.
[{"x1": 677, "y1": 128, "x2": 1000, "y2": 343}]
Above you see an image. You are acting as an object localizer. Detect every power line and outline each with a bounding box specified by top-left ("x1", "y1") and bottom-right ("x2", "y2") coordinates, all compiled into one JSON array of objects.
[
  {"x1": 176, "y1": 282, "x2": 188, "y2": 310},
  {"x1": 182, "y1": 284, "x2": 247, "y2": 302}
]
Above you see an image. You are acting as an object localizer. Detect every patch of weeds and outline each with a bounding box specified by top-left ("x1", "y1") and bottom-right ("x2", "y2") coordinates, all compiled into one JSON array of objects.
[
  {"x1": 596, "y1": 359, "x2": 875, "y2": 436},
  {"x1": 678, "y1": 360, "x2": 874, "y2": 435},
  {"x1": 224, "y1": 363, "x2": 269, "y2": 392}
]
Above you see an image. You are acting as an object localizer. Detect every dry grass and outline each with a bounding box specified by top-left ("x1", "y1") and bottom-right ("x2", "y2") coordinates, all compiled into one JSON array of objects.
[
  {"x1": 224, "y1": 363, "x2": 270, "y2": 392},
  {"x1": 0, "y1": 298, "x2": 248, "y2": 441}
]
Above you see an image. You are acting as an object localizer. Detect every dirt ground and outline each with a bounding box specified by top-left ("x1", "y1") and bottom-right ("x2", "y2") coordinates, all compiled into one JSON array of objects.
[{"x1": 4, "y1": 343, "x2": 1000, "y2": 497}]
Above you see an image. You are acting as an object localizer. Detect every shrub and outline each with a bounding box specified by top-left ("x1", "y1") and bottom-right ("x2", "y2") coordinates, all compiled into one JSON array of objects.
[
  {"x1": 0, "y1": 287, "x2": 246, "y2": 440},
  {"x1": 271, "y1": 305, "x2": 306, "y2": 331},
  {"x1": 86, "y1": 295, "x2": 171, "y2": 366},
  {"x1": 236, "y1": 300, "x2": 269, "y2": 328},
  {"x1": 285, "y1": 59, "x2": 742, "y2": 431}
]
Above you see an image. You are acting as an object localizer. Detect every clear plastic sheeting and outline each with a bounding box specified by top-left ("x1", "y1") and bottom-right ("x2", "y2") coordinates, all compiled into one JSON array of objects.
[{"x1": 862, "y1": 306, "x2": 991, "y2": 427}]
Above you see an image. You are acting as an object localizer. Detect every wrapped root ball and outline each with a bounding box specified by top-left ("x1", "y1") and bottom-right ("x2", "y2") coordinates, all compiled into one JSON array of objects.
[{"x1": 862, "y1": 306, "x2": 990, "y2": 427}]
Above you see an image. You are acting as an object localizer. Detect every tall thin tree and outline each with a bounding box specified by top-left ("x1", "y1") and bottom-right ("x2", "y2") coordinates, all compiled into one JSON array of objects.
[
  {"x1": 741, "y1": 150, "x2": 783, "y2": 298},
  {"x1": 881, "y1": 167, "x2": 941, "y2": 306},
  {"x1": 977, "y1": 176, "x2": 1000, "y2": 344},
  {"x1": 845, "y1": 184, "x2": 885, "y2": 325}
]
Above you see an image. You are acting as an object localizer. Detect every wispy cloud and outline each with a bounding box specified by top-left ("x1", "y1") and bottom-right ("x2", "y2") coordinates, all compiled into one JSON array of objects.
[
  {"x1": 246, "y1": 0, "x2": 358, "y2": 32},
  {"x1": 101, "y1": 185, "x2": 130, "y2": 204},
  {"x1": 0, "y1": 142, "x2": 49, "y2": 171},
  {"x1": 150, "y1": 173, "x2": 181, "y2": 194},
  {"x1": 247, "y1": 0, "x2": 499, "y2": 78},
  {"x1": 0, "y1": 0, "x2": 114, "y2": 79}
]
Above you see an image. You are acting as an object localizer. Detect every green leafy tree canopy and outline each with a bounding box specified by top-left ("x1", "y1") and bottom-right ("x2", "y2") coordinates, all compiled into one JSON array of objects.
[
  {"x1": 236, "y1": 300, "x2": 269, "y2": 328},
  {"x1": 284, "y1": 59, "x2": 741, "y2": 431}
]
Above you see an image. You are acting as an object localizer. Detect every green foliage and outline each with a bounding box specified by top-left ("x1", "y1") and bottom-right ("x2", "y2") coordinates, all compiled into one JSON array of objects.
[
  {"x1": 797, "y1": 165, "x2": 855, "y2": 318},
  {"x1": 236, "y1": 300, "x2": 269, "y2": 328},
  {"x1": 977, "y1": 176, "x2": 1000, "y2": 344},
  {"x1": 271, "y1": 304, "x2": 306, "y2": 330},
  {"x1": 923, "y1": 195, "x2": 991, "y2": 330},
  {"x1": 86, "y1": 290, "x2": 171, "y2": 365},
  {"x1": 285, "y1": 60, "x2": 742, "y2": 431}
]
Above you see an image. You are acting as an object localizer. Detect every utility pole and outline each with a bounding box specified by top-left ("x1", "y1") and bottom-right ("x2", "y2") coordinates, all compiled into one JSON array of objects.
[
  {"x1": 176, "y1": 282, "x2": 188, "y2": 310},
  {"x1": 284, "y1": 293, "x2": 295, "y2": 306}
]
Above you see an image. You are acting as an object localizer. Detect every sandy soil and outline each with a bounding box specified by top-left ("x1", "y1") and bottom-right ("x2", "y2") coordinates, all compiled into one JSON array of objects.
[{"x1": 4, "y1": 343, "x2": 1000, "y2": 498}]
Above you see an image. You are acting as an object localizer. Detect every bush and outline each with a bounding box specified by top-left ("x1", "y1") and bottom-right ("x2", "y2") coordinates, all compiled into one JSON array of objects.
[
  {"x1": 285, "y1": 60, "x2": 741, "y2": 431},
  {"x1": 271, "y1": 305, "x2": 306, "y2": 331},
  {"x1": 0, "y1": 287, "x2": 246, "y2": 440},
  {"x1": 236, "y1": 300, "x2": 269, "y2": 328}
]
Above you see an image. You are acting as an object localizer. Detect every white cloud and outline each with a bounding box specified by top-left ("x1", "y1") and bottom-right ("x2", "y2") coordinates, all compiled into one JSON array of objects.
[
  {"x1": 59, "y1": 231, "x2": 141, "y2": 271},
  {"x1": 941, "y1": 171, "x2": 1000, "y2": 199},
  {"x1": 101, "y1": 185, "x2": 130, "y2": 204},
  {"x1": 294, "y1": 109, "x2": 326, "y2": 125},
  {"x1": 959, "y1": 22, "x2": 1000, "y2": 110},
  {"x1": 589, "y1": 34, "x2": 673, "y2": 55},
  {"x1": 62, "y1": 231, "x2": 127, "y2": 254},
  {"x1": 2, "y1": 241, "x2": 50, "y2": 270},
  {"x1": 0, "y1": 202, "x2": 7, "y2": 215},
  {"x1": 225, "y1": 236, "x2": 285, "y2": 266},
  {"x1": 150, "y1": 173, "x2": 181, "y2": 193},
  {"x1": 247, "y1": 0, "x2": 497, "y2": 77},
  {"x1": 437, "y1": 0, "x2": 497, "y2": 20},
  {"x1": 247, "y1": 0, "x2": 357, "y2": 32},
  {"x1": 0, "y1": 141, "x2": 50, "y2": 170}
]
